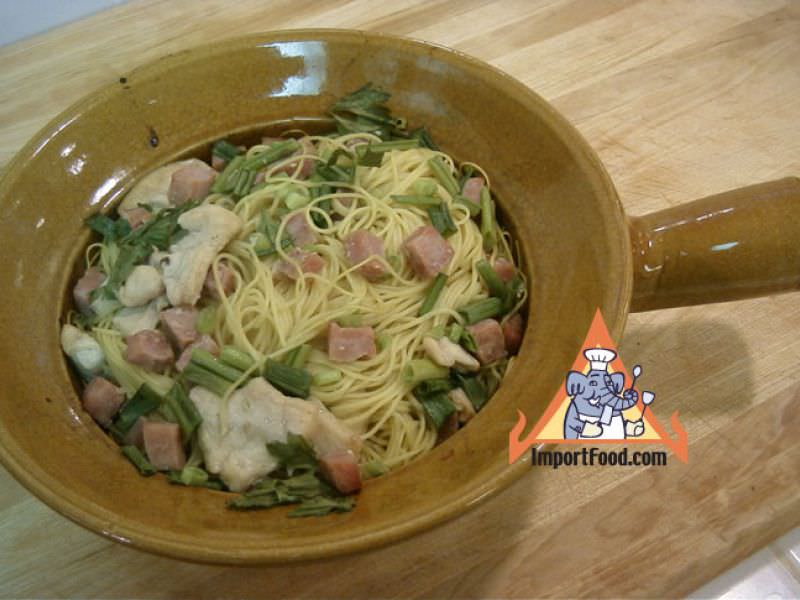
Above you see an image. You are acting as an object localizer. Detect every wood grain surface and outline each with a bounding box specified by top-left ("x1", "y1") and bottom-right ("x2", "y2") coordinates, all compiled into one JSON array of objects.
[{"x1": 2, "y1": 1, "x2": 800, "y2": 597}]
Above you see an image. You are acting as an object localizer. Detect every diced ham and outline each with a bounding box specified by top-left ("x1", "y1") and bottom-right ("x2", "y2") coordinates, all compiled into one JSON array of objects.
[
  {"x1": 123, "y1": 417, "x2": 147, "y2": 450},
  {"x1": 344, "y1": 230, "x2": 386, "y2": 281},
  {"x1": 203, "y1": 261, "x2": 236, "y2": 300},
  {"x1": 175, "y1": 334, "x2": 219, "y2": 372},
  {"x1": 319, "y1": 451, "x2": 362, "y2": 494},
  {"x1": 461, "y1": 177, "x2": 484, "y2": 204},
  {"x1": 122, "y1": 206, "x2": 151, "y2": 229},
  {"x1": 81, "y1": 376, "x2": 125, "y2": 427},
  {"x1": 124, "y1": 329, "x2": 174, "y2": 373},
  {"x1": 493, "y1": 257, "x2": 516, "y2": 283},
  {"x1": 167, "y1": 162, "x2": 217, "y2": 205},
  {"x1": 284, "y1": 212, "x2": 317, "y2": 246},
  {"x1": 275, "y1": 137, "x2": 316, "y2": 179},
  {"x1": 328, "y1": 322, "x2": 376, "y2": 362},
  {"x1": 466, "y1": 318, "x2": 507, "y2": 365},
  {"x1": 142, "y1": 421, "x2": 186, "y2": 470},
  {"x1": 160, "y1": 306, "x2": 198, "y2": 352},
  {"x1": 211, "y1": 155, "x2": 227, "y2": 171},
  {"x1": 274, "y1": 249, "x2": 325, "y2": 281},
  {"x1": 403, "y1": 225, "x2": 454, "y2": 279},
  {"x1": 73, "y1": 267, "x2": 105, "y2": 315},
  {"x1": 502, "y1": 313, "x2": 524, "y2": 355}
]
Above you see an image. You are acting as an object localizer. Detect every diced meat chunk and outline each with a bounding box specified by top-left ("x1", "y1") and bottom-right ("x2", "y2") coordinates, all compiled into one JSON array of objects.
[
  {"x1": 466, "y1": 318, "x2": 507, "y2": 365},
  {"x1": 274, "y1": 137, "x2": 316, "y2": 179},
  {"x1": 142, "y1": 421, "x2": 186, "y2": 470},
  {"x1": 461, "y1": 177, "x2": 484, "y2": 204},
  {"x1": 73, "y1": 267, "x2": 105, "y2": 315},
  {"x1": 493, "y1": 257, "x2": 516, "y2": 283},
  {"x1": 211, "y1": 155, "x2": 227, "y2": 171},
  {"x1": 82, "y1": 376, "x2": 125, "y2": 427},
  {"x1": 119, "y1": 159, "x2": 207, "y2": 214},
  {"x1": 403, "y1": 225, "x2": 454, "y2": 279},
  {"x1": 274, "y1": 249, "x2": 325, "y2": 281},
  {"x1": 328, "y1": 322, "x2": 376, "y2": 362},
  {"x1": 284, "y1": 212, "x2": 317, "y2": 246},
  {"x1": 125, "y1": 329, "x2": 174, "y2": 373},
  {"x1": 203, "y1": 261, "x2": 236, "y2": 300},
  {"x1": 123, "y1": 417, "x2": 147, "y2": 450},
  {"x1": 502, "y1": 313, "x2": 524, "y2": 355},
  {"x1": 167, "y1": 162, "x2": 217, "y2": 205},
  {"x1": 160, "y1": 306, "x2": 198, "y2": 351},
  {"x1": 344, "y1": 230, "x2": 387, "y2": 281},
  {"x1": 121, "y1": 206, "x2": 151, "y2": 229},
  {"x1": 175, "y1": 334, "x2": 219, "y2": 372},
  {"x1": 319, "y1": 451, "x2": 362, "y2": 494}
]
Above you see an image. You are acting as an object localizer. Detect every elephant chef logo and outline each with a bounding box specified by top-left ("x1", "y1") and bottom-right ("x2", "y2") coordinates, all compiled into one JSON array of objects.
[{"x1": 509, "y1": 309, "x2": 688, "y2": 463}]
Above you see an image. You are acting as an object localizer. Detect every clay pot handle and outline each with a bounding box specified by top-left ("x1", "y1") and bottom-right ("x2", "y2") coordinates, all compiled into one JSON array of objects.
[{"x1": 629, "y1": 177, "x2": 800, "y2": 312}]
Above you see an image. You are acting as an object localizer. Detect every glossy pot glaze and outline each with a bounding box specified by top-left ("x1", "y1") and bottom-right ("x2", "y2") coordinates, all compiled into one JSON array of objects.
[{"x1": 0, "y1": 30, "x2": 796, "y2": 564}]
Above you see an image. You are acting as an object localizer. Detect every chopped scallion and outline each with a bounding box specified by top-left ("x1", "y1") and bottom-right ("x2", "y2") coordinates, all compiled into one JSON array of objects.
[
  {"x1": 312, "y1": 367, "x2": 343, "y2": 387},
  {"x1": 426, "y1": 203, "x2": 457, "y2": 237},
  {"x1": 427, "y1": 157, "x2": 459, "y2": 197},
  {"x1": 402, "y1": 358, "x2": 449, "y2": 384},
  {"x1": 476, "y1": 259, "x2": 510, "y2": 299},
  {"x1": 120, "y1": 445, "x2": 156, "y2": 476},
  {"x1": 458, "y1": 297, "x2": 503, "y2": 325},
  {"x1": 418, "y1": 273, "x2": 447, "y2": 316},
  {"x1": 480, "y1": 186, "x2": 497, "y2": 251},
  {"x1": 390, "y1": 194, "x2": 440, "y2": 207},
  {"x1": 114, "y1": 384, "x2": 161, "y2": 433},
  {"x1": 263, "y1": 359, "x2": 311, "y2": 399},
  {"x1": 219, "y1": 346, "x2": 256, "y2": 372}
]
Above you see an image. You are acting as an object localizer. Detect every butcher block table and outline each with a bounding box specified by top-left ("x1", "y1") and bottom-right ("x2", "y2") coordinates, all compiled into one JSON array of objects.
[{"x1": 2, "y1": 1, "x2": 800, "y2": 597}]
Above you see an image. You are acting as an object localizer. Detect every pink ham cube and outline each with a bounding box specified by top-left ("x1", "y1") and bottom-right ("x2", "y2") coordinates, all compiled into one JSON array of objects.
[
  {"x1": 327, "y1": 322, "x2": 376, "y2": 362},
  {"x1": 168, "y1": 162, "x2": 217, "y2": 205},
  {"x1": 344, "y1": 230, "x2": 386, "y2": 281},
  {"x1": 403, "y1": 225, "x2": 454, "y2": 279},
  {"x1": 466, "y1": 318, "x2": 507, "y2": 365},
  {"x1": 125, "y1": 329, "x2": 175, "y2": 373},
  {"x1": 143, "y1": 421, "x2": 186, "y2": 470},
  {"x1": 82, "y1": 376, "x2": 125, "y2": 426}
]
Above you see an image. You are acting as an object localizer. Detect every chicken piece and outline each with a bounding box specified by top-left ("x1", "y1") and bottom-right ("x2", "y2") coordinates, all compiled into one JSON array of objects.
[
  {"x1": 466, "y1": 319, "x2": 507, "y2": 365},
  {"x1": 162, "y1": 204, "x2": 243, "y2": 306},
  {"x1": 461, "y1": 177, "x2": 484, "y2": 204},
  {"x1": 203, "y1": 261, "x2": 236, "y2": 300},
  {"x1": 82, "y1": 376, "x2": 125, "y2": 427},
  {"x1": 449, "y1": 388, "x2": 476, "y2": 424},
  {"x1": 124, "y1": 329, "x2": 174, "y2": 373},
  {"x1": 328, "y1": 322, "x2": 376, "y2": 362},
  {"x1": 168, "y1": 161, "x2": 217, "y2": 205},
  {"x1": 284, "y1": 212, "x2": 317, "y2": 247},
  {"x1": 190, "y1": 379, "x2": 361, "y2": 492},
  {"x1": 344, "y1": 230, "x2": 387, "y2": 281},
  {"x1": 502, "y1": 313, "x2": 524, "y2": 355},
  {"x1": 117, "y1": 265, "x2": 164, "y2": 308},
  {"x1": 175, "y1": 334, "x2": 219, "y2": 372},
  {"x1": 143, "y1": 421, "x2": 186, "y2": 470},
  {"x1": 422, "y1": 336, "x2": 480, "y2": 372},
  {"x1": 118, "y1": 159, "x2": 209, "y2": 215},
  {"x1": 273, "y1": 249, "x2": 325, "y2": 281},
  {"x1": 112, "y1": 296, "x2": 167, "y2": 337},
  {"x1": 73, "y1": 268, "x2": 105, "y2": 315},
  {"x1": 60, "y1": 324, "x2": 105, "y2": 378},
  {"x1": 403, "y1": 225, "x2": 454, "y2": 279},
  {"x1": 492, "y1": 257, "x2": 515, "y2": 283},
  {"x1": 160, "y1": 306, "x2": 198, "y2": 351},
  {"x1": 319, "y1": 451, "x2": 361, "y2": 494}
]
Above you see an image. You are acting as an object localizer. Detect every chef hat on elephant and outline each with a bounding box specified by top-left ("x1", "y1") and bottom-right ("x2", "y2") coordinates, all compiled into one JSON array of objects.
[{"x1": 584, "y1": 348, "x2": 616, "y2": 371}]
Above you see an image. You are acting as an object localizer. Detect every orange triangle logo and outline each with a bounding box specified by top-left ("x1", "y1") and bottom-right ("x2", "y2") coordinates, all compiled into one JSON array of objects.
[{"x1": 509, "y1": 308, "x2": 688, "y2": 463}]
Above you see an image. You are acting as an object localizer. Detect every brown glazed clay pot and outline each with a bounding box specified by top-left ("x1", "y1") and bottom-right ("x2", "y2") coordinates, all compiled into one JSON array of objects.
[{"x1": 0, "y1": 30, "x2": 797, "y2": 564}]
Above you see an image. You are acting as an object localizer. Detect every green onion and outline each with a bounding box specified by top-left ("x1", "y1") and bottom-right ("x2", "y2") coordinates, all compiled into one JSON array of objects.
[
  {"x1": 336, "y1": 314, "x2": 363, "y2": 327},
  {"x1": 288, "y1": 496, "x2": 355, "y2": 518},
  {"x1": 476, "y1": 259, "x2": 510, "y2": 299},
  {"x1": 312, "y1": 367, "x2": 342, "y2": 386},
  {"x1": 211, "y1": 139, "x2": 240, "y2": 162},
  {"x1": 182, "y1": 362, "x2": 234, "y2": 398},
  {"x1": 418, "y1": 273, "x2": 447, "y2": 316},
  {"x1": 114, "y1": 384, "x2": 161, "y2": 433},
  {"x1": 232, "y1": 168, "x2": 257, "y2": 198},
  {"x1": 455, "y1": 374, "x2": 489, "y2": 411},
  {"x1": 460, "y1": 330, "x2": 478, "y2": 354},
  {"x1": 355, "y1": 139, "x2": 419, "y2": 167},
  {"x1": 264, "y1": 359, "x2": 311, "y2": 399},
  {"x1": 163, "y1": 383, "x2": 202, "y2": 438},
  {"x1": 454, "y1": 195, "x2": 481, "y2": 217},
  {"x1": 427, "y1": 325, "x2": 447, "y2": 339},
  {"x1": 196, "y1": 304, "x2": 217, "y2": 334},
  {"x1": 427, "y1": 157, "x2": 459, "y2": 197},
  {"x1": 284, "y1": 191, "x2": 310, "y2": 211},
  {"x1": 413, "y1": 378, "x2": 454, "y2": 398},
  {"x1": 286, "y1": 344, "x2": 311, "y2": 369},
  {"x1": 241, "y1": 139, "x2": 299, "y2": 171},
  {"x1": 180, "y1": 466, "x2": 209, "y2": 486},
  {"x1": 190, "y1": 348, "x2": 244, "y2": 382},
  {"x1": 158, "y1": 401, "x2": 178, "y2": 424},
  {"x1": 376, "y1": 332, "x2": 392, "y2": 352},
  {"x1": 480, "y1": 186, "x2": 497, "y2": 251},
  {"x1": 416, "y1": 393, "x2": 456, "y2": 430},
  {"x1": 402, "y1": 358, "x2": 449, "y2": 384},
  {"x1": 120, "y1": 445, "x2": 156, "y2": 476},
  {"x1": 412, "y1": 178, "x2": 437, "y2": 196},
  {"x1": 219, "y1": 346, "x2": 256, "y2": 372},
  {"x1": 426, "y1": 203, "x2": 457, "y2": 237},
  {"x1": 390, "y1": 194, "x2": 440, "y2": 207},
  {"x1": 210, "y1": 155, "x2": 245, "y2": 194},
  {"x1": 458, "y1": 297, "x2": 503, "y2": 325},
  {"x1": 360, "y1": 460, "x2": 389, "y2": 479},
  {"x1": 447, "y1": 323, "x2": 463, "y2": 343}
]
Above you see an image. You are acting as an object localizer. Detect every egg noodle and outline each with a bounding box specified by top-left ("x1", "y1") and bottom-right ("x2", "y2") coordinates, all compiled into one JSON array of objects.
[{"x1": 78, "y1": 132, "x2": 525, "y2": 470}]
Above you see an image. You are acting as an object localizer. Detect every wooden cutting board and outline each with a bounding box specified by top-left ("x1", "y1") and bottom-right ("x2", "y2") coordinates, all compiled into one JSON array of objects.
[{"x1": 2, "y1": 1, "x2": 799, "y2": 597}]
